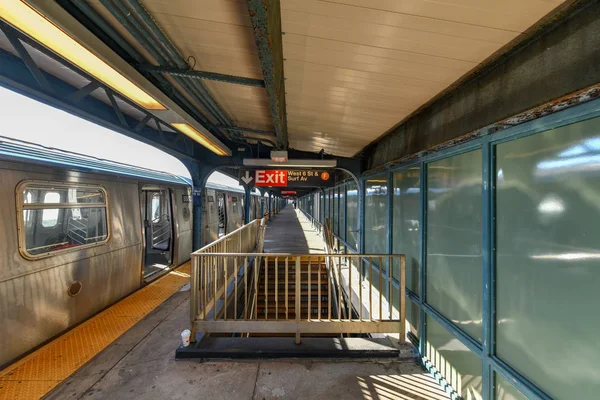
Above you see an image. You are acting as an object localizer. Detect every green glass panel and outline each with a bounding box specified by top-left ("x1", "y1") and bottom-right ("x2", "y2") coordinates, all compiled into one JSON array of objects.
[
  {"x1": 365, "y1": 175, "x2": 388, "y2": 269},
  {"x1": 346, "y1": 182, "x2": 358, "y2": 249},
  {"x1": 392, "y1": 166, "x2": 421, "y2": 294},
  {"x1": 495, "y1": 373, "x2": 528, "y2": 400},
  {"x1": 495, "y1": 116, "x2": 600, "y2": 400},
  {"x1": 426, "y1": 315, "x2": 482, "y2": 399},
  {"x1": 426, "y1": 150, "x2": 483, "y2": 342}
]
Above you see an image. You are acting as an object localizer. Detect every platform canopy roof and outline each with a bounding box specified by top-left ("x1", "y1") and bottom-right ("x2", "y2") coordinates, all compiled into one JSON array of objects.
[{"x1": 0, "y1": 0, "x2": 568, "y2": 162}]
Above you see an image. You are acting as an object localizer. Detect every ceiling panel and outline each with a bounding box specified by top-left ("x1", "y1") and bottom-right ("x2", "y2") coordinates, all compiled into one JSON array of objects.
[
  {"x1": 281, "y1": 0, "x2": 565, "y2": 157},
  {"x1": 89, "y1": 0, "x2": 272, "y2": 133}
]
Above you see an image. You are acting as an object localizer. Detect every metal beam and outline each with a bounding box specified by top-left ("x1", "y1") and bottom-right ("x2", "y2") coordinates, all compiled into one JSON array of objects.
[
  {"x1": 212, "y1": 125, "x2": 277, "y2": 146},
  {"x1": 105, "y1": 88, "x2": 128, "y2": 128},
  {"x1": 0, "y1": 46, "x2": 196, "y2": 161},
  {"x1": 247, "y1": 0, "x2": 288, "y2": 149},
  {"x1": 137, "y1": 65, "x2": 265, "y2": 88},
  {"x1": 134, "y1": 113, "x2": 152, "y2": 132},
  {"x1": 211, "y1": 125, "x2": 274, "y2": 136},
  {"x1": 1, "y1": 23, "x2": 54, "y2": 94},
  {"x1": 67, "y1": 81, "x2": 101, "y2": 103}
]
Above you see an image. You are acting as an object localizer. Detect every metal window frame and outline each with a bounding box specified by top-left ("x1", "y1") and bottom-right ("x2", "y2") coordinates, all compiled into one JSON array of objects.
[
  {"x1": 16, "y1": 180, "x2": 111, "y2": 260},
  {"x1": 373, "y1": 96, "x2": 600, "y2": 400},
  {"x1": 293, "y1": 90, "x2": 600, "y2": 400}
]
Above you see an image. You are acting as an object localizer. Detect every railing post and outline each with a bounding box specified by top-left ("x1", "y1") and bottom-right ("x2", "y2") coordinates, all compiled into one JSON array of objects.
[
  {"x1": 190, "y1": 255, "x2": 198, "y2": 342},
  {"x1": 295, "y1": 256, "x2": 301, "y2": 344}
]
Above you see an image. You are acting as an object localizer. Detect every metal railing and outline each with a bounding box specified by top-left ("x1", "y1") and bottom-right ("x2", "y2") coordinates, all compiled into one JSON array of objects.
[
  {"x1": 189, "y1": 218, "x2": 265, "y2": 339},
  {"x1": 190, "y1": 251, "x2": 406, "y2": 344}
]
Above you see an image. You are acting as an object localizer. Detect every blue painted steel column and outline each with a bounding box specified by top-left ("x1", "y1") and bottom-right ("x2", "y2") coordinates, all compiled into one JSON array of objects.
[
  {"x1": 482, "y1": 137, "x2": 494, "y2": 400},
  {"x1": 244, "y1": 186, "x2": 251, "y2": 224},
  {"x1": 358, "y1": 178, "x2": 366, "y2": 259},
  {"x1": 386, "y1": 170, "x2": 393, "y2": 298},
  {"x1": 186, "y1": 162, "x2": 214, "y2": 251},
  {"x1": 191, "y1": 184, "x2": 204, "y2": 251},
  {"x1": 268, "y1": 192, "x2": 272, "y2": 216},
  {"x1": 419, "y1": 160, "x2": 428, "y2": 357}
]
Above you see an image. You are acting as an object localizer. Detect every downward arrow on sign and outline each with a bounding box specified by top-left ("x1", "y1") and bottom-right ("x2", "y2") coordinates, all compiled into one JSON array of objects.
[{"x1": 241, "y1": 171, "x2": 253, "y2": 185}]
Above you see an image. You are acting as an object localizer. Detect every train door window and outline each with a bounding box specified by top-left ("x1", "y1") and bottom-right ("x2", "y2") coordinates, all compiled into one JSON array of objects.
[
  {"x1": 232, "y1": 196, "x2": 239, "y2": 213},
  {"x1": 217, "y1": 193, "x2": 226, "y2": 237},
  {"x1": 18, "y1": 182, "x2": 109, "y2": 259},
  {"x1": 141, "y1": 187, "x2": 173, "y2": 280}
]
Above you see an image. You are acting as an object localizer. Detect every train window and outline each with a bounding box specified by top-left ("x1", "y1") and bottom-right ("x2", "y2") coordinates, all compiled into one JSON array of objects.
[
  {"x1": 17, "y1": 182, "x2": 110, "y2": 259},
  {"x1": 41, "y1": 192, "x2": 60, "y2": 227}
]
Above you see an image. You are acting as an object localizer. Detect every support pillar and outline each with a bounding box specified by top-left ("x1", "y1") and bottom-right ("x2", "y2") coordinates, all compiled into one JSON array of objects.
[
  {"x1": 268, "y1": 191, "x2": 272, "y2": 216},
  {"x1": 183, "y1": 160, "x2": 216, "y2": 251},
  {"x1": 244, "y1": 186, "x2": 251, "y2": 224},
  {"x1": 358, "y1": 179, "x2": 365, "y2": 255}
]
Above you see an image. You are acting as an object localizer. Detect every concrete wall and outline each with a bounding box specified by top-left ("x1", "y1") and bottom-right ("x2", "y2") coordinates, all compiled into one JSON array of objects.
[{"x1": 362, "y1": 0, "x2": 600, "y2": 171}]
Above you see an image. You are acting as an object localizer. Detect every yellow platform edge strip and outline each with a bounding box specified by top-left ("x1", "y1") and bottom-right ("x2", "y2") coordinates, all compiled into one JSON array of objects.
[{"x1": 0, "y1": 262, "x2": 191, "y2": 400}]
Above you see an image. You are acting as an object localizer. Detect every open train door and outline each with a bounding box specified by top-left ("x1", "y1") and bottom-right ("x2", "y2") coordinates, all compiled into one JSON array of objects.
[
  {"x1": 140, "y1": 185, "x2": 173, "y2": 280},
  {"x1": 203, "y1": 189, "x2": 219, "y2": 244}
]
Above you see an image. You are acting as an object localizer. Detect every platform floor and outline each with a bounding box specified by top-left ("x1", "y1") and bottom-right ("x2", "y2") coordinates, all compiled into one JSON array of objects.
[
  {"x1": 45, "y1": 284, "x2": 450, "y2": 400},
  {"x1": 3, "y1": 206, "x2": 451, "y2": 399},
  {"x1": 263, "y1": 207, "x2": 325, "y2": 253}
]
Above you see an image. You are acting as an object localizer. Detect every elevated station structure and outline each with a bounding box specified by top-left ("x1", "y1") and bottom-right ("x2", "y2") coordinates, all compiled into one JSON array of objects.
[{"x1": 1, "y1": 1, "x2": 600, "y2": 399}]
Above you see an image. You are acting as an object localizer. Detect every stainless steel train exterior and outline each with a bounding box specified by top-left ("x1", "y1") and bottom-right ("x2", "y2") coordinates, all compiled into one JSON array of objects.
[{"x1": 0, "y1": 137, "x2": 263, "y2": 368}]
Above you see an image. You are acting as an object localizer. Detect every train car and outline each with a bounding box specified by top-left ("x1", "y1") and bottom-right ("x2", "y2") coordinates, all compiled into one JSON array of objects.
[{"x1": 0, "y1": 136, "x2": 262, "y2": 368}]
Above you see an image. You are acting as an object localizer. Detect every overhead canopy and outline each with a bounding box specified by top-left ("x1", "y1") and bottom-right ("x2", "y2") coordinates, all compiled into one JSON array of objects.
[{"x1": 0, "y1": 0, "x2": 568, "y2": 160}]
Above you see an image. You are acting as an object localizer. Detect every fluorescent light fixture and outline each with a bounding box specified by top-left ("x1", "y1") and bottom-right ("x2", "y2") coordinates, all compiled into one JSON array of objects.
[
  {"x1": 243, "y1": 159, "x2": 337, "y2": 168},
  {"x1": 271, "y1": 150, "x2": 288, "y2": 162},
  {"x1": 0, "y1": 0, "x2": 165, "y2": 110},
  {"x1": 171, "y1": 123, "x2": 229, "y2": 156}
]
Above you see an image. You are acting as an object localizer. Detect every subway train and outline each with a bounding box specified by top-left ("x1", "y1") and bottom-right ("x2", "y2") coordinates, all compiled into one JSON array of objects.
[{"x1": 0, "y1": 136, "x2": 263, "y2": 368}]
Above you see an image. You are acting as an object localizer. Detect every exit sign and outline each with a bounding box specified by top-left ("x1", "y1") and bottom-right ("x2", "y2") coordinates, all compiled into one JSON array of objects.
[{"x1": 255, "y1": 170, "x2": 288, "y2": 187}]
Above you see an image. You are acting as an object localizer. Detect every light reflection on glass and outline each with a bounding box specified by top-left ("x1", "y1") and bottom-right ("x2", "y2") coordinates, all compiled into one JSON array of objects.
[
  {"x1": 537, "y1": 196, "x2": 565, "y2": 214},
  {"x1": 530, "y1": 252, "x2": 600, "y2": 260}
]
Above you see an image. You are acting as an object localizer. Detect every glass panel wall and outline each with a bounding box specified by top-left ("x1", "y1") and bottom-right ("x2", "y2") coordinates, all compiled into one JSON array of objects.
[
  {"x1": 495, "y1": 374, "x2": 528, "y2": 400},
  {"x1": 426, "y1": 150, "x2": 483, "y2": 342},
  {"x1": 392, "y1": 166, "x2": 421, "y2": 294},
  {"x1": 495, "y1": 116, "x2": 600, "y2": 400},
  {"x1": 365, "y1": 175, "x2": 388, "y2": 268},
  {"x1": 426, "y1": 316, "x2": 483, "y2": 399},
  {"x1": 346, "y1": 182, "x2": 358, "y2": 249}
]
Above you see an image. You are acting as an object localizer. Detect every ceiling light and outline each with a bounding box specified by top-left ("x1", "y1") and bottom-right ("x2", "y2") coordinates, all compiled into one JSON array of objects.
[
  {"x1": 0, "y1": 0, "x2": 165, "y2": 110},
  {"x1": 243, "y1": 159, "x2": 337, "y2": 168},
  {"x1": 171, "y1": 123, "x2": 229, "y2": 156}
]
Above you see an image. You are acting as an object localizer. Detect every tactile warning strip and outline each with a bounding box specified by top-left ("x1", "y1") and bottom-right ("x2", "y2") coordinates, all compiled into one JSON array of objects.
[{"x1": 0, "y1": 262, "x2": 190, "y2": 400}]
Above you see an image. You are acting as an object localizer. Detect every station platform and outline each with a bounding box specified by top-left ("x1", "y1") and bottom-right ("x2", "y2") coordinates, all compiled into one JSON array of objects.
[
  {"x1": 263, "y1": 206, "x2": 325, "y2": 253},
  {"x1": 0, "y1": 208, "x2": 451, "y2": 400}
]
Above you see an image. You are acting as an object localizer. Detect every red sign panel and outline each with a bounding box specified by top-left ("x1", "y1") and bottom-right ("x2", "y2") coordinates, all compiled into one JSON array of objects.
[
  {"x1": 255, "y1": 170, "x2": 288, "y2": 187},
  {"x1": 281, "y1": 190, "x2": 297, "y2": 194}
]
